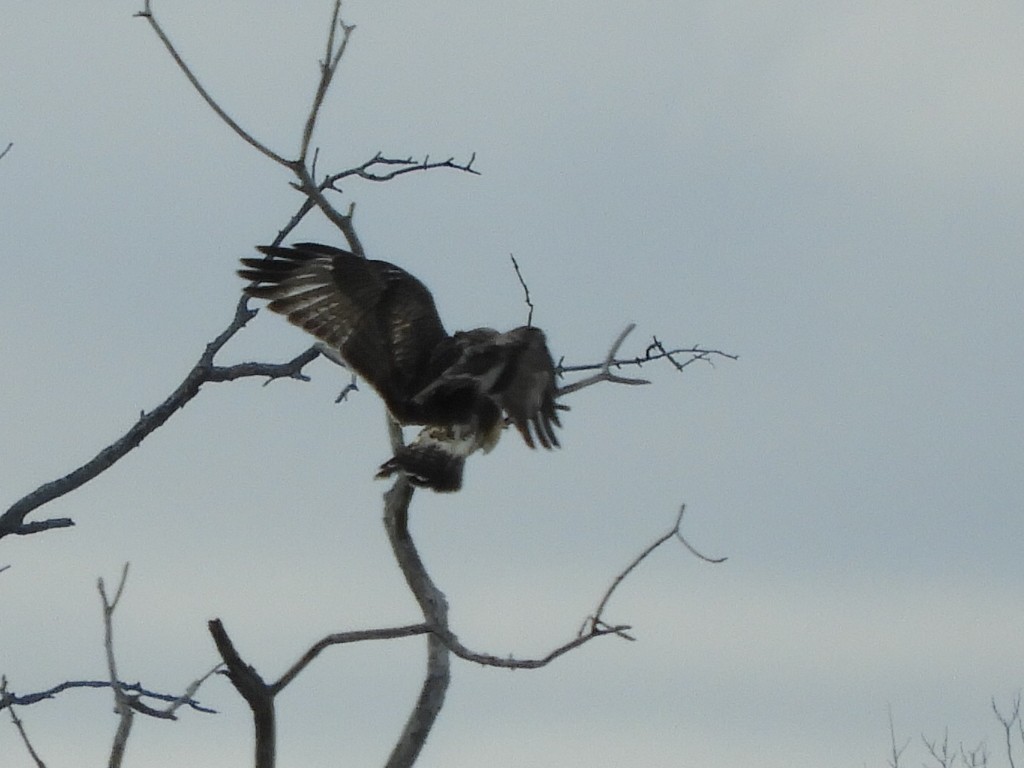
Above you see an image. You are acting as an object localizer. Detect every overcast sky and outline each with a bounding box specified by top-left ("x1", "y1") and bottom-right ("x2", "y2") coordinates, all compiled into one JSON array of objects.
[{"x1": 3, "y1": 1, "x2": 1024, "y2": 766}]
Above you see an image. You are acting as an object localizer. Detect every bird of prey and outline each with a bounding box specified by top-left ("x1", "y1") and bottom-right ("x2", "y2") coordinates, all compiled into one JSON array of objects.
[{"x1": 238, "y1": 242, "x2": 561, "y2": 491}]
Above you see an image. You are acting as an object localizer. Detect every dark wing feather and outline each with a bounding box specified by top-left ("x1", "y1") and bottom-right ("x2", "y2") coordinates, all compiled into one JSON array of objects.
[
  {"x1": 239, "y1": 243, "x2": 450, "y2": 419},
  {"x1": 411, "y1": 326, "x2": 561, "y2": 449},
  {"x1": 492, "y1": 327, "x2": 561, "y2": 449}
]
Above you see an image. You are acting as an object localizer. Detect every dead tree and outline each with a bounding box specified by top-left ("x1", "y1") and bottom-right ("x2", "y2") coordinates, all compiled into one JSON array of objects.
[{"x1": 1, "y1": 2, "x2": 733, "y2": 765}]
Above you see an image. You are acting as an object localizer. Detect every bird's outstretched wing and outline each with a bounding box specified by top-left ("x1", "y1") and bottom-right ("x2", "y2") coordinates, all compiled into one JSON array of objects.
[{"x1": 238, "y1": 243, "x2": 450, "y2": 420}]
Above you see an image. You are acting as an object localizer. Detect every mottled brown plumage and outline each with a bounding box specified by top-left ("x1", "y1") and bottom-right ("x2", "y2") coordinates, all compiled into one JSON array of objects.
[{"x1": 238, "y1": 242, "x2": 561, "y2": 491}]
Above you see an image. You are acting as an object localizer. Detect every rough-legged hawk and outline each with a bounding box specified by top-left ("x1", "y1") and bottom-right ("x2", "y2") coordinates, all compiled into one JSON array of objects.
[{"x1": 238, "y1": 243, "x2": 561, "y2": 491}]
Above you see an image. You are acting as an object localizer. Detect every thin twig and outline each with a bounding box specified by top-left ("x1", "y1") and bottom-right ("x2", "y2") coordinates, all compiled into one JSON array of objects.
[
  {"x1": 993, "y1": 694, "x2": 1021, "y2": 768},
  {"x1": 299, "y1": 0, "x2": 355, "y2": 163},
  {"x1": 558, "y1": 341, "x2": 738, "y2": 377},
  {"x1": 323, "y1": 152, "x2": 478, "y2": 186},
  {"x1": 585, "y1": 505, "x2": 725, "y2": 634},
  {"x1": 158, "y1": 663, "x2": 223, "y2": 720},
  {"x1": 922, "y1": 728, "x2": 954, "y2": 768},
  {"x1": 509, "y1": 254, "x2": 534, "y2": 327},
  {"x1": 311, "y1": 153, "x2": 478, "y2": 254},
  {"x1": 274, "y1": 196, "x2": 318, "y2": 246},
  {"x1": 134, "y1": 1, "x2": 290, "y2": 167},
  {"x1": 961, "y1": 741, "x2": 989, "y2": 768},
  {"x1": 0, "y1": 679, "x2": 216, "y2": 714},
  {"x1": 1, "y1": 676, "x2": 47, "y2": 768},
  {"x1": 99, "y1": 564, "x2": 134, "y2": 768},
  {"x1": 887, "y1": 705, "x2": 910, "y2": 768},
  {"x1": 0, "y1": 142, "x2": 12, "y2": 162}
]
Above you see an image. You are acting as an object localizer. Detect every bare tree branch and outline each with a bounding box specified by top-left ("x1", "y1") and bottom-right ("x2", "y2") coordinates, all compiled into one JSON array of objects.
[
  {"x1": 133, "y1": 1, "x2": 290, "y2": 167},
  {"x1": 383, "y1": 478, "x2": 450, "y2": 768},
  {"x1": 274, "y1": 196, "x2": 318, "y2": 246},
  {"x1": 557, "y1": 330, "x2": 738, "y2": 384},
  {"x1": 888, "y1": 705, "x2": 911, "y2": 768},
  {"x1": 272, "y1": 624, "x2": 432, "y2": 694},
  {"x1": 0, "y1": 299, "x2": 323, "y2": 541},
  {"x1": 922, "y1": 728, "x2": 955, "y2": 768},
  {"x1": 436, "y1": 623, "x2": 632, "y2": 669},
  {"x1": 289, "y1": 164, "x2": 366, "y2": 252},
  {"x1": 0, "y1": 142, "x2": 12, "y2": 162},
  {"x1": 2, "y1": 0, "x2": 370, "y2": 541},
  {"x1": 962, "y1": 741, "x2": 990, "y2": 768},
  {"x1": 587, "y1": 505, "x2": 724, "y2": 632},
  {"x1": 151, "y1": 664, "x2": 225, "y2": 721},
  {"x1": 98, "y1": 564, "x2": 134, "y2": 768},
  {"x1": 557, "y1": 324, "x2": 652, "y2": 396},
  {"x1": 133, "y1": 0, "x2": 359, "y2": 246},
  {"x1": 0, "y1": 517, "x2": 74, "y2": 537},
  {"x1": 2, "y1": 316, "x2": 727, "y2": 543},
  {"x1": 0, "y1": 679, "x2": 216, "y2": 714},
  {"x1": 323, "y1": 152, "x2": 479, "y2": 187},
  {"x1": 209, "y1": 481, "x2": 491, "y2": 762},
  {"x1": 207, "y1": 345, "x2": 322, "y2": 384},
  {"x1": 1, "y1": 676, "x2": 47, "y2": 768},
  {"x1": 270, "y1": 503, "x2": 723, "y2": 682},
  {"x1": 136, "y1": 0, "x2": 476, "y2": 254},
  {"x1": 8, "y1": 561, "x2": 224, "y2": 768},
  {"x1": 993, "y1": 694, "x2": 1021, "y2": 768},
  {"x1": 299, "y1": 0, "x2": 354, "y2": 163},
  {"x1": 209, "y1": 619, "x2": 276, "y2": 768},
  {"x1": 645, "y1": 336, "x2": 738, "y2": 373},
  {"x1": 296, "y1": 153, "x2": 478, "y2": 256}
]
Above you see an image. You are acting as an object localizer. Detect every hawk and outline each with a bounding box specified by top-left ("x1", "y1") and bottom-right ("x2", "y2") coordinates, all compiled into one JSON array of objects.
[{"x1": 238, "y1": 242, "x2": 561, "y2": 491}]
